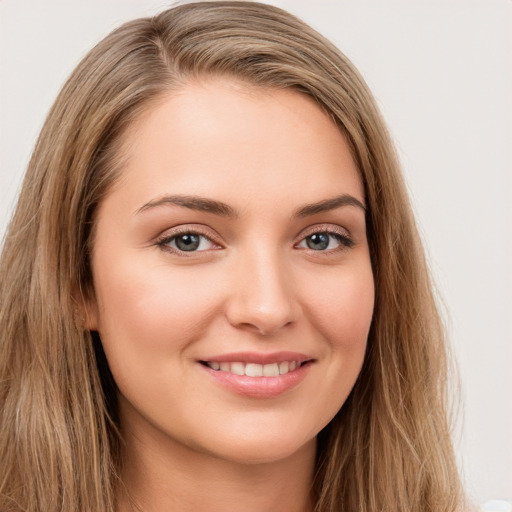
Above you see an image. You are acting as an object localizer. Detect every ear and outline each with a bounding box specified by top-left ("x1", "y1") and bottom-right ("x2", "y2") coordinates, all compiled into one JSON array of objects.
[
  {"x1": 82, "y1": 296, "x2": 100, "y2": 331},
  {"x1": 73, "y1": 287, "x2": 100, "y2": 331}
]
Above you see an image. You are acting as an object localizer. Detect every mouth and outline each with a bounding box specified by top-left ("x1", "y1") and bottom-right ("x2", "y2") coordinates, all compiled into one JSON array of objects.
[
  {"x1": 197, "y1": 353, "x2": 314, "y2": 398},
  {"x1": 199, "y1": 360, "x2": 310, "y2": 377}
]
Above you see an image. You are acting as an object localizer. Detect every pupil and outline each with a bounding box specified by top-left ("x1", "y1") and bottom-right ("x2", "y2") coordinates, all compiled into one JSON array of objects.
[
  {"x1": 176, "y1": 234, "x2": 200, "y2": 251},
  {"x1": 307, "y1": 233, "x2": 329, "y2": 250}
]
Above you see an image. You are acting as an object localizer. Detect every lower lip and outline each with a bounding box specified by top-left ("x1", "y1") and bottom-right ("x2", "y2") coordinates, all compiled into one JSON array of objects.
[{"x1": 199, "y1": 362, "x2": 313, "y2": 398}]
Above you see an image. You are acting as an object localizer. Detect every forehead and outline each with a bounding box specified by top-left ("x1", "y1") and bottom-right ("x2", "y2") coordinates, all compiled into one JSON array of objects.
[{"x1": 108, "y1": 78, "x2": 364, "y2": 212}]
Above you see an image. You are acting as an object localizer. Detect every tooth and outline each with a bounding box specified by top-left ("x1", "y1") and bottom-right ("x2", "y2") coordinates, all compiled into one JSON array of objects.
[
  {"x1": 279, "y1": 361, "x2": 289, "y2": 375},
  {"x1": 245, "y1": 363, "x2": 263, "y2": 377},
  {"x1": 212, "y1": 360, "x2": 302, "y2": 376},
  {"x1": 230, "y1": 362, "x2": 245, "y2": 375},
  {"x1": 263, "y1": 363, "x2": 279, "y2": 377}
]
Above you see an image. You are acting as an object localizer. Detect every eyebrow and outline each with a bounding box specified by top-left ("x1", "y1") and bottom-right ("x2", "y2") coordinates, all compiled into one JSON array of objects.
[
  {"x1": 136, "y1": 193, "x2": 365, "y2": 218},
  {"x1": 136, "y1": 195, "x2": 238, "y2": 217},
  {"x1": 294, "y1": 194, "x2": 366, "y2": 217}
]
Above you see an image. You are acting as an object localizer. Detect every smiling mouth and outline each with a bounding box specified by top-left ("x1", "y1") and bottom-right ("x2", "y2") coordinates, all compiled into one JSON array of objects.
[{"x1": 199, "y1": 360, "x2": 310, "y2": 377}]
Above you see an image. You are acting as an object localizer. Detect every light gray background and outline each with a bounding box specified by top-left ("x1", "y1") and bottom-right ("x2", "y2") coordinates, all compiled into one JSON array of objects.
[{"x1": 1, "y1": 0, "x2": 510, "y2": 505}]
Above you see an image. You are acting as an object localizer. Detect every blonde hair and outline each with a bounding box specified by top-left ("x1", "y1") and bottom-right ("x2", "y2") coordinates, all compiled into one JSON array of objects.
[{"x1": 0, "y1": 2, "x2": 464, "y2": 511}]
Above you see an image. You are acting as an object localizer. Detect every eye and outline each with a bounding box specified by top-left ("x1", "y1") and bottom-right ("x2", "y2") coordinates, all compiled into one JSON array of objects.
[
  {"x1": 157, "y1": 231, "x2": 219, "y2": 253},
  {"x1": 296, "y1": 230, "x2": 354, "y2": 252}
]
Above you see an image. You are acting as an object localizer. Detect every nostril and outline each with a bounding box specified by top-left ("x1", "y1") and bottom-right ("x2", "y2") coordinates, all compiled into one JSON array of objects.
[{"x1": 255, "y1": 320, "x2": 295, "y2": 337}]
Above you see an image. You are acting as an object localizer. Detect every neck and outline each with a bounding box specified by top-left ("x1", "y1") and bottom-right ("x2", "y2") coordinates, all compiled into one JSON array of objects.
[{"x1": 117, "y1": 420, "x2": 316, "y2": 512}]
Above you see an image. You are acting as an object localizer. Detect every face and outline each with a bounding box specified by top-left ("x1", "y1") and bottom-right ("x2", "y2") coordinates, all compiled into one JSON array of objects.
[{"x1": 86, "y1": 79, "x2": 374, "y2": 465}]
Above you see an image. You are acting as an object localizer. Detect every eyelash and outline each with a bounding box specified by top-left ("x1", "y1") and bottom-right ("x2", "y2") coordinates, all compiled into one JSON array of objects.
[
  {"x1": 155, "y1": 225, "x2": 354, "y2": 255},
  {"x1": 295, "y1": 226, "x2": 354, "y2": 253},
  {"x1": 155, "y1": 227, "x2": 221, "y2": 256}
]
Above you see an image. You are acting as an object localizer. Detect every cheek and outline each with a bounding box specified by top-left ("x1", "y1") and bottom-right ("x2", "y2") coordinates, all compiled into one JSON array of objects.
[
  {"x1": 304, "y1": 264, "x2": 375, "y2": 353},
  {"x1": 92, "y1": 255, "x2": 222, "y2": 356},
  {"x1": 285, "y1": 262, "x2": 374, "y2": 434},
  {"x1": 91, "y1": 257, "x2": 228, "y2": 412}
]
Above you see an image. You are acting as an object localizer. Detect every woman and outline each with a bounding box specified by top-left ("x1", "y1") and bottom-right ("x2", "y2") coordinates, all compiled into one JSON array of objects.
[{"x1": 0, "y1": 2, "x2": 466, "y2": 511}]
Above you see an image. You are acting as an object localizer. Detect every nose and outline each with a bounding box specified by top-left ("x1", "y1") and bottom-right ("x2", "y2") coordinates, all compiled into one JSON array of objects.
[{"x1": 225, "y1": 247, "x2": 300, "y2": 336}]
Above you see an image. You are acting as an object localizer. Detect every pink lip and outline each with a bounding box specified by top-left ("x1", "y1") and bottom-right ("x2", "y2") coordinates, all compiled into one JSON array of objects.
[{"x1": 197, "y1": 352, "x2": 314, "y2": 399}]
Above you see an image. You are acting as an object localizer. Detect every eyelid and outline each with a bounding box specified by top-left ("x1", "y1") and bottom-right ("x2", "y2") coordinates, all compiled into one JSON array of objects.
[{"x1": 296, "y1": 223, "x2": 352, "y2": 241}]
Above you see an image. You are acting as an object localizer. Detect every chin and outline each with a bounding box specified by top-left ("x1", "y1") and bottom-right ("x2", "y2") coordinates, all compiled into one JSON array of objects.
[{"x1": 196, "y1": 428, "x2": 317, "y2": 466}]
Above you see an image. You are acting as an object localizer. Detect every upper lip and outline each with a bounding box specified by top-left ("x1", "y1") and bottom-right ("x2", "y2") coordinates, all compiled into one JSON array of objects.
[{"x1": 198, "y1": 351, "x2": 314, "y2": 365}]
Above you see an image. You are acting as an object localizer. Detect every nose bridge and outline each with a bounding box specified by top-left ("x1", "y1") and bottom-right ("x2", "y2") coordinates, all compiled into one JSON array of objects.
[{"x1": 225, "y1": 243, "x2": 298, "y2": 335}]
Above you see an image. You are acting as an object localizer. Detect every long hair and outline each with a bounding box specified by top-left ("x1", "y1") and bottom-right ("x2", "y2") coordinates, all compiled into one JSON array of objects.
[{"x1": 0, "y1": 2, "x2": 463, "y2": 511}]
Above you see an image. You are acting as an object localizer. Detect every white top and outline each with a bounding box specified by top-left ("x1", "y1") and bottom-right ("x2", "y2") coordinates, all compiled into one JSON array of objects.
[{"x1": 480, "y1": 501, "x2": 512, "y2": 512}]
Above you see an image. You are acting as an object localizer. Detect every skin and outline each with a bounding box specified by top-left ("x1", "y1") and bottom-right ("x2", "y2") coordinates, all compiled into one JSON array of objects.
[{"x1": 85, "y1": 79, "x2": 375, "y2": 512}]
